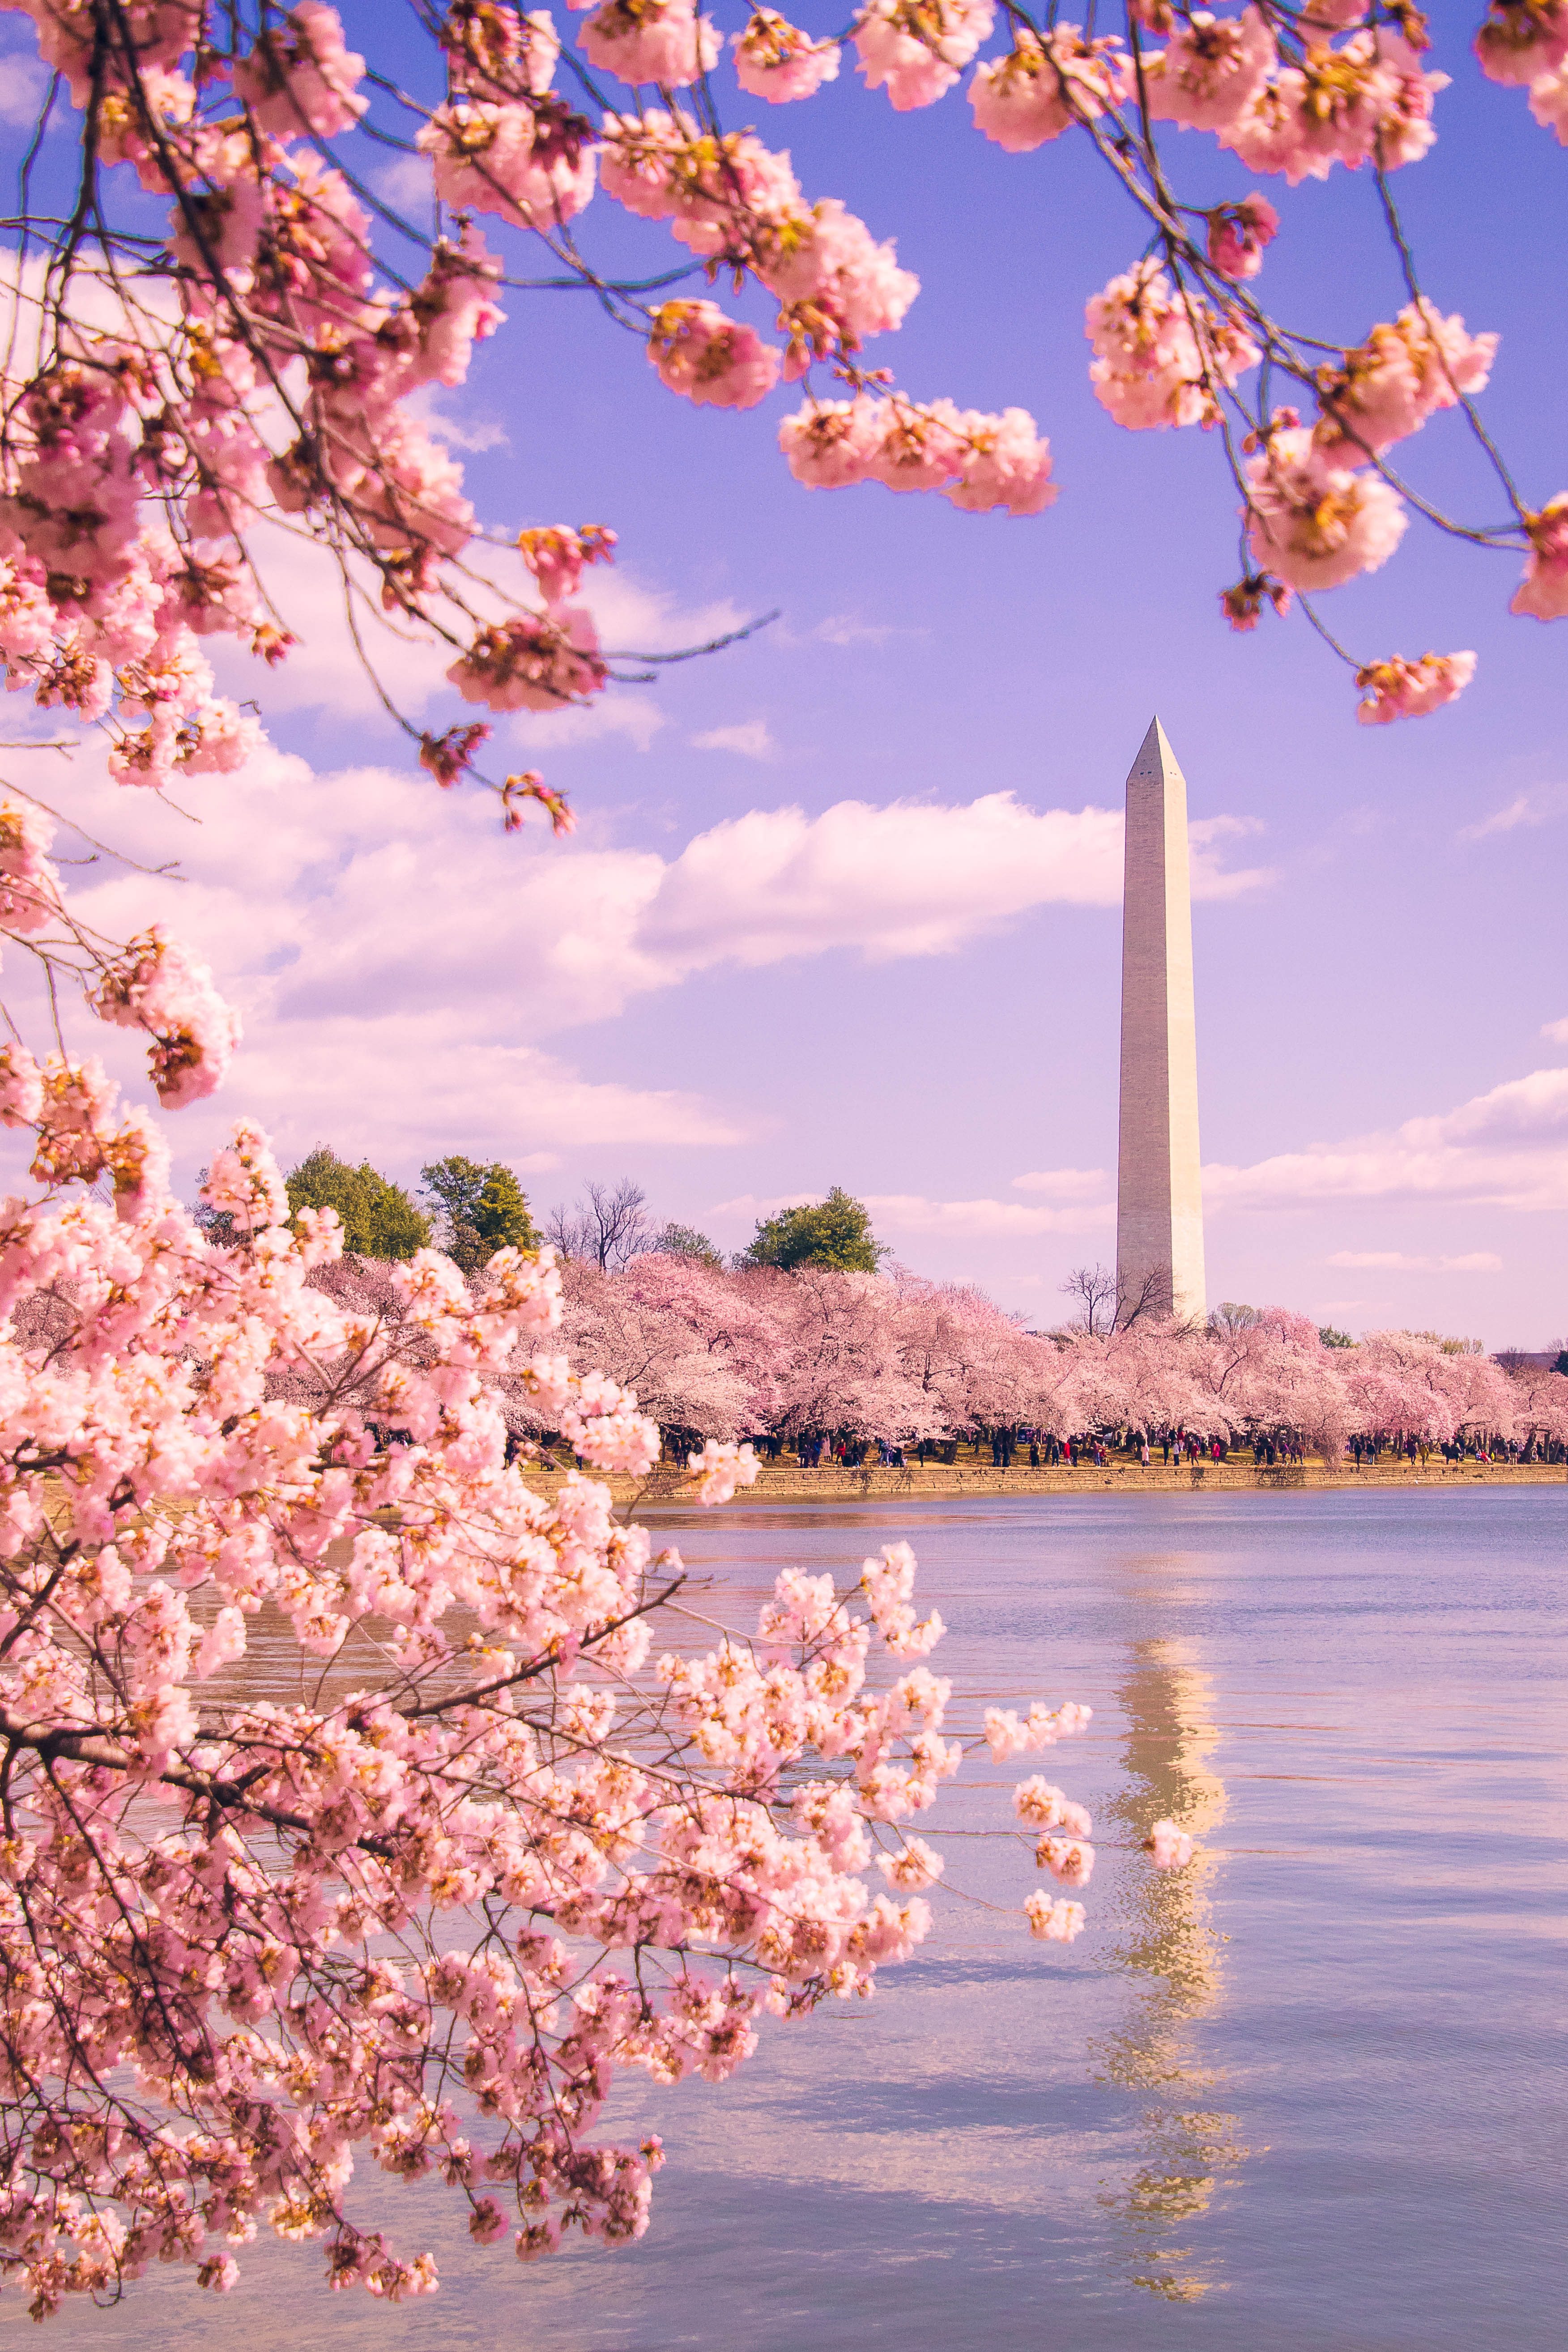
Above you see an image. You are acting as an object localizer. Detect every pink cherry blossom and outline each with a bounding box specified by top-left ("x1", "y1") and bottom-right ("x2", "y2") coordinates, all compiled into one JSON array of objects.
[
  {"x1": 854, "y1": 0, "x2": 995, "y2": 112},
  {"x1": 1146, "y1": 1819, "x2": 1195, "y2": 1868},
  {"x1": 87, "y1": 926, "x2": 243, "y2": 1106},
  {"x1": 231, "y1": 3, "x2": 367, "y2": 140},
  {"x1": 1244, "y1": 418, "x2": 1407, "y2": 590},
  {"x1": 0, "y1": 797, "x2": 63, "y2": 935},
  {"x1": 757, "y1": 198, "x2": 920, "y2": 369},
  {"x1": 580, "y1": 0, "x2": 720, "y2": 87},
  {"x1": 418, "y1": 98, "x2": 597, "y2": 227},
  {"x1": 1527, "y1": 59, "x2": 1568, "y2": 139},
  {"x1": 0, "y1": 1042, "x2": 43, "y2": 1128},
  {"x1": 686, "y1": 1437, "x2": 762, "y2": 1504},
  {"x1": 1144, "y1": 6, "x2": 1275, "y2": 132},
  {"x1": 878, "y1": 1835, "x2": 944, "y2": 1889},
  {"x1": 1219, "y1": 30, "x2": 1449, "y2": 183},
  {"x1": 1353, "y1": 649, "x2": 1477, "y2": 724},
  {"x1": 518, "y1": 523, "x2": 618, "y2": 608},
  {"x1": 941, "y1": 408, "x2": 1058, "y2": 516},
  {"x1": 1207, "y1": 193, "x2": 1278, "y2": 281},
  {"x1": 1474, "y1": 1, "x2": 1568, "y2": 86},
  {"x1": 1086, "y1": 264, "x2": 1258, "y2": 430},
  {"x1": 1510, "y1": 495, "x2": 1568, "y2": 618},
  {"x1": 447, "y1": 606, "x2": 608, "y2": 711},
  {"x1": 1037, "y1": 1834, "x2": 1095, "y2": 1887},
  {"x1": 646, "y1": 301, "x2": 782, "y2": 409},
  {"x1": 1013, "y1": 1777, "x2": 1092, "y2": 1833},
  {"x1": 778, "y1": 396, "x2": 887, "y2": 489},
  {"x1": 734, "y1": 9, "x2": 841, "y2": 101},
  {"x1": 984, "y1": 1700, "x2": 1092, "y2": 1759},
  {"x1": 968, "y1": 25, "x2": 1132, "y2": 152},
  {"x1": 1025, "y1": 1892, "x2": 1087, "y2": 1942},
  {"x1": 1312, "y1": 301, "x2": 1498, "y2": 463},
  {"x1": 866, "y1": 396, "x2": 970, "y2": 493}
]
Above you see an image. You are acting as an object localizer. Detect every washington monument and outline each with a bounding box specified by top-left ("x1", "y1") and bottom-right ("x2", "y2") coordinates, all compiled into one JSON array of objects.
[{"x1": 1116, "y1": 718, "x2": 1206, "y2": 1325}]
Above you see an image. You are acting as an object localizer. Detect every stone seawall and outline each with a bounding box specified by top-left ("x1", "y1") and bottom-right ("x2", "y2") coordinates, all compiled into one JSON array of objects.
[{"x1": 515, "y1": 1458, "x2": 1568, "y2": 1508}]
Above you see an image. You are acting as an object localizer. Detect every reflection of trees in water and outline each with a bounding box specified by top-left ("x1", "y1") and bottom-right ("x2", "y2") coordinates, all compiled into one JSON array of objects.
[{"x1": 1093, "y1": 1632, "x2": 1247, "y2": 2302}]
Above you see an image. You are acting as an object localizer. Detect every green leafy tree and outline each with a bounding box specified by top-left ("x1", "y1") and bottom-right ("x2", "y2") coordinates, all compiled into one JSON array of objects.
[
  {"x1": 652, "y1": 1222, "x2": 724, "y2": 1269},
  {"x1": 285, "y1": 1147, "x2": 430, "y2": 1260},
  {"x1": 420, "y1": 1155, "x2": 539, "y2": 1273},
  {"x1": 1318, "y1": 1325, "x2": 1355, "y2": 1350},
  {"x1": 741, "y1": 1187, "x2": 887, "y2": 1274}
]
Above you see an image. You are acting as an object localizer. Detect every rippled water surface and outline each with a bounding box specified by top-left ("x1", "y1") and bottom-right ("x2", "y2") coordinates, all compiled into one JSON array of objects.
[{"x1": 46, "y1": 1488, "x2": 1568, "y2": 2352}]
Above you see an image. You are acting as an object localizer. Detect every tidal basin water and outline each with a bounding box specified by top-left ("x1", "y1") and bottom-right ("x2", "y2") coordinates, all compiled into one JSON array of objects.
[{"x1": 41, "y1": 1487, "x2": 1568, "y2": 2352}]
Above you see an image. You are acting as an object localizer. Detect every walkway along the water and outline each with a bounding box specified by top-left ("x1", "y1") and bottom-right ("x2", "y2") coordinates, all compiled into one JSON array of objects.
[{"x1": 514, "y1": 1456, "x2": 1568, "y2": 1508}]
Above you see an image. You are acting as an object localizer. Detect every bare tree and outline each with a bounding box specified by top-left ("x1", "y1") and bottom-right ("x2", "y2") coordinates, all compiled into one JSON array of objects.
[
  {"x1": 1060, "y1": 1261, "x2": 1179, "y2": 1335},
  {"x1": 1116, "y1": 1264, "x2": 1176, "y2": 1330},
  {"x1": 1060, "y1": 1264, "x2": 1121, "y2": 1337},
  {"x1": 546, "y1": 1179, "x2": 654, "y2": 1273}
]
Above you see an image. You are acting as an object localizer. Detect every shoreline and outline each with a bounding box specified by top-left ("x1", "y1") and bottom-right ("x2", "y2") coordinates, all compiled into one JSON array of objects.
[{"x1": 517, "y1": 1458, "x2": 1568, "y2": 1507}]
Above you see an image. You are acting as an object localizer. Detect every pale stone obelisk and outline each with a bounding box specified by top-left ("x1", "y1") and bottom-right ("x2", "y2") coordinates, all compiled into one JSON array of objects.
[{"x1": 1116, "y1": 718, "x2": 1206, "y2": 1325}]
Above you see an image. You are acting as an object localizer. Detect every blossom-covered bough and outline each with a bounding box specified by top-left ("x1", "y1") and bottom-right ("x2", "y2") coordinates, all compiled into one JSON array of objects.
[
  {"x1": 0, "y1": 0, "x2": 1559, "y2": 821},
  {"x1": 0, "y1": 1089, "x2": 1154, "y2": 2314}
]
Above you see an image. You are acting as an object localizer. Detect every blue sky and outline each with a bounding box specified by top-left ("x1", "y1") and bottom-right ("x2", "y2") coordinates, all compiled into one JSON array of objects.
[{"x1": 2, "y1": 6, "x2": 1565, "y2": 1343}]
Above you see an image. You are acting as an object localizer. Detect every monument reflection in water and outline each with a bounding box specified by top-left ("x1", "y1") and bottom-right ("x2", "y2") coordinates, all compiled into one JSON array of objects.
[{"x1": 1095, "y1": 1622, "x2": 1246, "y2": 2302}]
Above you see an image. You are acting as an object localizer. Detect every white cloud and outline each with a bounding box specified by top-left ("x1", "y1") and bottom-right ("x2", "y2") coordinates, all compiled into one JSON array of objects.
[
  {"x1": 370, "y1": 151, "x2": 434, "y2": 214},
  {"x1": 637, "y1": 793, "x2": 1131, "y2": 971},
  {"x1": 1011, "y1": 1167, "x2": 1108, "y2": 1199},
  {"x1": 2, "y1": 745, "x2": 746, "y2": 1170},
  {"x1": 708, "y1": 1190, "x2": 817, "y2": 1228},
  {"x1": 1188, "y1": 813, "x2": 1276, "y2": 898},
  {"x1": 1542, "y1": 1017, "x2": 1568, "y2": 1046},
  {"x1": 865, "y1": 1193, "x2": 1115, "y2": 1239},
  {"x1": 814, "y1": 615, "x2": 902, "y2": 647},
  {"x1": 1207, "y1": 1065, "x2": 1568, "y2": 1214},
  {"x1": 34, "y1": 741, "x2": 1276, "y2": 1070},
  {"x1": 1457, "y1": 789, "x2": 1559, "y2": 843},
  {"x1": 5, "y1": 705, "x2": 1269, "y2": 1184},
  {"x1": 183, "y1": 1016, "x2": 743, "y2": 1169},
  {"x1": 691, "y1": 720, "x2": 775, "y2": 757},
  {"x1": 0, "y1": 51, "x2": 49, "y2": 126},
  {"x1": 1326, "y1": 1251, "x2": 1504, "y2": 1273},
  {"x1": 405, "y1": 385, "x2": 511, "y2": 454}
]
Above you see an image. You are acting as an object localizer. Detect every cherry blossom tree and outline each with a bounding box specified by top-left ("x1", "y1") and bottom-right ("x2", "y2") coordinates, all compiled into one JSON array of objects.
[
  {"x1": 0, "y1": 1091, "x2": 1143, "y2": 2317},
  {"x1": 0, "y1": 9, "x2": 1560, "y2": 2314},
  {"x1": 548, "y1": 1244, "x2": 783, "y2": 1436},
  {"x1": 528, "y1": 1259, "x2": 1568, "y2": 1457}
]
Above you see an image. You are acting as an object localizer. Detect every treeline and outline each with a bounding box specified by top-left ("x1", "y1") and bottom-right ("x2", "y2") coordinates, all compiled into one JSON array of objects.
[
  {"x1": 545, "y1": 1260, "x2": 1568, "y2": 1460},
  {"x1": 198, "y1": 1146, "x2": 540, "y2": 1270},
  {"x1": 228, "y1": 1153, "x2": 1568, "y2": 1456},
  {"x1": 216, "y1": 1151, "x2": 886, "y2": 1278}
]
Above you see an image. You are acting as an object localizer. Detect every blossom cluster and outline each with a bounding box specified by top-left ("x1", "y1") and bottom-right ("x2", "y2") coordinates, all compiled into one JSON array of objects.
[
  {"x1": 0, "y1": 1077, "x2": 1173, "y2": 2314},
  {"x1": 0, "y1": 796, "x2": 240, "y2": 1110},
  {"x1": 1085, "y1": 264, "x2": 1260, "y2": 431},
  {"x1": 1474, "y1": 0, "x2": 1568, "y2": 143},
  {"x1": 779, "y1": 396, "x2": 1055, "y2": 513}
]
